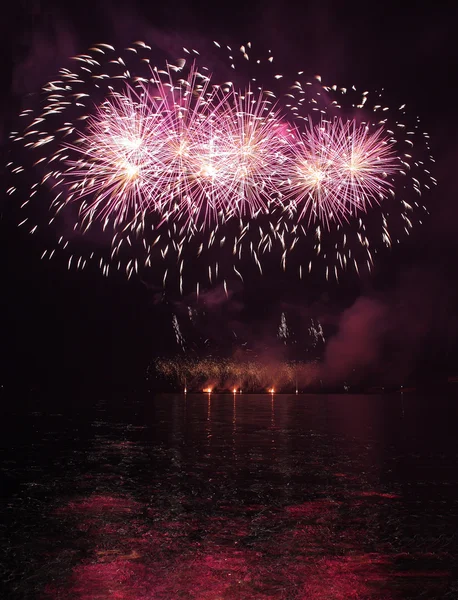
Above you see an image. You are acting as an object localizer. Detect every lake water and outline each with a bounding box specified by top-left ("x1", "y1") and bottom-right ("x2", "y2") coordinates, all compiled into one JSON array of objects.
[{"x1": 1, "y1": 392, "x2": 458, "y2": 599}]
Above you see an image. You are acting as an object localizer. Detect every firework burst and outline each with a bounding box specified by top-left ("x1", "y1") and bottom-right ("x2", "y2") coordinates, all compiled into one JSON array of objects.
[
  {"x1": 167, "y1": 86, "x2": 291, "y2": 224},
  {"x1": 152, "y1": 356, "x2": 319, "y2": 392},
  {"x1": 63, "y1": 89, "x2": 165, "y2": 227},
  {"x1": 284, "y1": 118, "x2": 401, "y2": 226},
  {"x1": 7, "y1": 40, "x2": 436, "y2": 289}
]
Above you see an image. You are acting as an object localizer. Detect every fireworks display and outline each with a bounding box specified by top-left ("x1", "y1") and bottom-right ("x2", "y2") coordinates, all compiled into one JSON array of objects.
[
  {"x1": 152, "y1": 356, "x2": 319, "y2": 393},
  {"x1": 7, "y1": 40, "x2": 436, "y2": 290}
]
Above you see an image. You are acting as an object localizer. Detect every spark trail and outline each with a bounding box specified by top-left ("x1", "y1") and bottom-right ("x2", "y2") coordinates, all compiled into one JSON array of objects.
[{"x1": 7, "y1": 40, "x2": 436, "y2": 290}]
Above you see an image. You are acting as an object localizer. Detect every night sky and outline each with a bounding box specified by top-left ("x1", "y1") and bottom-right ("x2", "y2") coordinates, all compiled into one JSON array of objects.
[{"x1": 1, "y1": 0, "x2": 458, "y2": 390}]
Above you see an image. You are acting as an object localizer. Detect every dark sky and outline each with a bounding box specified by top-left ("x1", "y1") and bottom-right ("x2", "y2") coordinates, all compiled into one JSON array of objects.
[{"x1": 1, "y1": 0, "x2": 458, "y2": 389}]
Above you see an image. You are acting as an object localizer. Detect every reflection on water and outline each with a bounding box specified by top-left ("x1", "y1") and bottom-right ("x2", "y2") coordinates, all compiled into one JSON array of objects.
[{"x1": 1, "y1": 393, "x2": 458, "y2": 599}]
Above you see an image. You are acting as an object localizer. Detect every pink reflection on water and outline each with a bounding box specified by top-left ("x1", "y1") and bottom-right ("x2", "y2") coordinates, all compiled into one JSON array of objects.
[
  {"x1": 298, "y1": 554, "x2": 392, "y2": 600},
  {"x1": 55, "y1": 495, "x2": 141, "y2": 515},
  {"x1": 286, "y1": 499, "x2": 340, "y2": 518},
  {"x1": 46, "y1": 491, "x2": 397, "y2": 599},
  {"x1": 66, "y1": 560, "x2": 150, "y2": 600}
]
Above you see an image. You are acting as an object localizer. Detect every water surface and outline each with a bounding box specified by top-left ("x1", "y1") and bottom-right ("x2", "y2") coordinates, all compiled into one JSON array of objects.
[{"x1": 2, "y1": 392, "x2": 458, "y2": 598}]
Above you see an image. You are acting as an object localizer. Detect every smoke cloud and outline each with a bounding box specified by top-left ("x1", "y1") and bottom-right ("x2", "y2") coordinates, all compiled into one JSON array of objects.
[{"x1": 322, "y1": 297, "x2": 387, "y2": 384}]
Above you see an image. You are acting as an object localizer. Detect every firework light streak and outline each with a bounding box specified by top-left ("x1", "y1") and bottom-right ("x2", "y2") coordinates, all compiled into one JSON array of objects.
[
  {"x1": 151, "y1": 357, "x2": 319, "y2": 392},
  {"x1": 169, "y1": 86, "x2": 291, "y2": 223},
  {"x1": 8, "y1": 40, "x2": 436, "y2": 289},
  {"x1": 285, "y1": 119, "x2": 401, "y2": 226}
]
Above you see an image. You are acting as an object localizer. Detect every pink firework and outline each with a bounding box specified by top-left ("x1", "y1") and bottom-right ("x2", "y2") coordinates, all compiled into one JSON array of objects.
[
  {"x1": 7, "y1": 40, "x2": 435, "y2": 287},
  {"x1": 286, "y1": 118, "x2": 401, "y2": 226},
  {"x1": 162, "y1": 87, "x2": 291, "y2": 225},
  {"x1": 61, "y1": 67, "x2": 219, "y2": 231},
  {"x1": 61, "y1": 66, "x2": 290, "y2": 230},
  {"x1": 63, "y1": 89, "x2": 167, "y2": 229}
]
